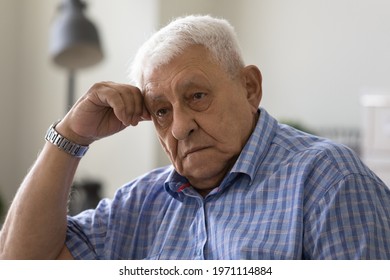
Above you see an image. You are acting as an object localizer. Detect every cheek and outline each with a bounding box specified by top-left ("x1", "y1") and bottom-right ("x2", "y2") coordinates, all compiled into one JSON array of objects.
[
  {"x1": 157, "y1": 129, "x2": 178, "y2": 160},
  {"x1": 206, "y1": 110, "x2": 253, "y2": 151}
]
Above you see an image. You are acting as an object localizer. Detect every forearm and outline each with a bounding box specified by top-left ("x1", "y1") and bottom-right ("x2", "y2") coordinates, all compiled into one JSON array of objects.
[
  {"x1": 0, "y1": 82, "x2": 147, "y2": 259},
  {"x1": 0, "y1": 142, "x2": 80, "y2": 259}
]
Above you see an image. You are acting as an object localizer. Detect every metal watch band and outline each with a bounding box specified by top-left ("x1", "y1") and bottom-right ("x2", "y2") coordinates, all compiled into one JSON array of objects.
[{"x1": 45, "y1": 120, "x2": 89, "y2": 158}]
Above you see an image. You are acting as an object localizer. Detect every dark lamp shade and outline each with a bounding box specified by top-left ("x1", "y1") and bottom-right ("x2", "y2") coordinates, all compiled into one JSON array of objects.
[{"x1": 49, "y1": 0, "x2": 103, "y2": 69}]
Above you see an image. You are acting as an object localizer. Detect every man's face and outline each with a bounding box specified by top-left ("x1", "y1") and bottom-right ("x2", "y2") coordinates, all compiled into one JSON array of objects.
[{"x1": 143, "y1": 45, "x2": 262, "y2": 194}]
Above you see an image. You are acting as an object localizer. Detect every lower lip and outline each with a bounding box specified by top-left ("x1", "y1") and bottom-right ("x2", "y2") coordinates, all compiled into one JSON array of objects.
[{"x1": 185, "y1": 148, "x2": 208, "y2": 158}]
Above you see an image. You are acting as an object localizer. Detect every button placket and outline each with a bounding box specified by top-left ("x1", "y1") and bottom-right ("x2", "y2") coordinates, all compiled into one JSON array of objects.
[{"x1": 193, "y1": 197, "x2": 207, "y2": 259}]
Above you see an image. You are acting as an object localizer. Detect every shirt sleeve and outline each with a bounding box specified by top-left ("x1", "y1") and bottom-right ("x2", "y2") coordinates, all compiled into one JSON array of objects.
[
  {"x1": 65, "y1": 198, "x2": 112, "y2": 260},
  {"x1": 303, "y1": 172, "x2": 390, "y2": 259}
]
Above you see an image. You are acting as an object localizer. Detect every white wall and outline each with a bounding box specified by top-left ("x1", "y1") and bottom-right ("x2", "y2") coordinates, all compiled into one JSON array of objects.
[
  {"x1": 236, "y1": 0, "x2": 390, "y2": 128},
  {"x1": 0, "y1": 0, "x2": 19, "y2": 206}
]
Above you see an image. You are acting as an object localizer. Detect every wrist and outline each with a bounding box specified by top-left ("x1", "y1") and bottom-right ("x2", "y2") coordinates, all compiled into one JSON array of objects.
[
  {"x1": 55, "y1": 119, "x2": 94, "y2": 146},
  {"x1": 45, "y1": 120, "x2": 89, "y2": 158}
]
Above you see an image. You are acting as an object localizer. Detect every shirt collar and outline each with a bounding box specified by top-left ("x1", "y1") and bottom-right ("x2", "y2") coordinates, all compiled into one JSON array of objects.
[
  {"x1": 164, "y1": 108, "x2": 278, "y2": 200},
  {"x1": 164, "y1": 168, "x2": 191, "y2": 201},
  {"x1": 230, "y1": 108, "x2": 277, "y2": 183}
]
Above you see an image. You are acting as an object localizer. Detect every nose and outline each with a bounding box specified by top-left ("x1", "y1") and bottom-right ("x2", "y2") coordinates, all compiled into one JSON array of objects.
[{"x1": 171, "y1": 106, "x2": 197, "y2": 140}]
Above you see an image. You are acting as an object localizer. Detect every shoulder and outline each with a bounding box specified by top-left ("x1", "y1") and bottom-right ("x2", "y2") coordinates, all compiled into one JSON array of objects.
[
  {"x1": 268, "y1": 124, "x2": 387, "y2": 202},
  {"x1": 273, "y1": 124, "x2": 370, "y2": 176}
]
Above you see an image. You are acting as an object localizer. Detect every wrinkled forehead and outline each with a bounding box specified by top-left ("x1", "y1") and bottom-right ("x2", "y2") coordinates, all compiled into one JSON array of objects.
[{"x1": 141, "y1": 45, "x2": 220, "y2": 93}]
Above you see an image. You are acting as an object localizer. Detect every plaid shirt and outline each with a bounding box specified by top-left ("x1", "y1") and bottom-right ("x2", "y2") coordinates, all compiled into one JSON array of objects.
[{"x1": 66, "y1": 108, "x2": 390, "y2": 259}]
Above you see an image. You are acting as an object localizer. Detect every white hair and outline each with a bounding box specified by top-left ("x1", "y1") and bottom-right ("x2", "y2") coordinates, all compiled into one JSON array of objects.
[{"x1": 129, "y1": 15, "x2": 245, "y2": 88}]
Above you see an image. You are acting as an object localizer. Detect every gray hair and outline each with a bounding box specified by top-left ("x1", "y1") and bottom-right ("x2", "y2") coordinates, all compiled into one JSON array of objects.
[{"x1": 129, "y1": 15, "x2": 245, "y2": 88}]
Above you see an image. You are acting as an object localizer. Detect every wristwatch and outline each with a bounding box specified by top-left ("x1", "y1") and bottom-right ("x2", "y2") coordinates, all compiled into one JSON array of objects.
[{"x1": 45, "y1": 120, "x2": 89, "y2": 158}]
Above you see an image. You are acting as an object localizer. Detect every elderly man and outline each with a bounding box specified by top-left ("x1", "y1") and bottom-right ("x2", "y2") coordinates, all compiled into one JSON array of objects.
[{"x1": 1, "y1": 15, "x2": 390, "y2": 260}]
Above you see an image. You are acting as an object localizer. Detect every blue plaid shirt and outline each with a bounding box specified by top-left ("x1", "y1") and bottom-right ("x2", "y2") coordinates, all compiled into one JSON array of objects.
[{"x1": 66, "y1": 108, "x2": 390, "y2": 259}]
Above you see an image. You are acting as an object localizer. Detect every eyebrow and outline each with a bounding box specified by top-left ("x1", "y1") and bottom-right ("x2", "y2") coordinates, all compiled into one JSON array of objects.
[
  {"x1": 176, "y1": 74, "x2": 211, "y2": 93},
  {"x1": 143, "y1": 71, "x2": 212, "y2": 100},
  {"x1": 143, "y1": 92, "x2": 167, "y2": 107}
]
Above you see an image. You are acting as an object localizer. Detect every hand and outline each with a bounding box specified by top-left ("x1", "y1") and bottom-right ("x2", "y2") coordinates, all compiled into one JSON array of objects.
[{"x1": 56, "y1": 82, "x2": 151, "y2": 145}]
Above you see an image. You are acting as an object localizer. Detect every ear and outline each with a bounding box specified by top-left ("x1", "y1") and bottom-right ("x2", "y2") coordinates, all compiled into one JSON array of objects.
[{"x1": 242, "y1": 65, "x2": 262, "y2": 113}]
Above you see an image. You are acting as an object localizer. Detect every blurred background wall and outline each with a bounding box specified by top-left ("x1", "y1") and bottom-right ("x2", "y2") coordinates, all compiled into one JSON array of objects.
[{"x1": 1, "y1": 0, "x2": 390, "y2": 214}]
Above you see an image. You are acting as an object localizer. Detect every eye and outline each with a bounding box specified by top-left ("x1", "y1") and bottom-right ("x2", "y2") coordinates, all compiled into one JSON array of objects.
[
  {"x1": 156, "y1": 108, "x2": 169, "y2": 118},
  {"x1": 193, "y1": 92, "x2": 206, "y2": 100},
  {"x1": 153, "y1": 107, "x2": 171, "y2": 128},
  {"x1": 188, "y1": 91, "x2": 212, "y2": 112}
]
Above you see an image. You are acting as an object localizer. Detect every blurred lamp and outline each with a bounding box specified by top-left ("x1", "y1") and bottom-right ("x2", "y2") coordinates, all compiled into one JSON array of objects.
[{"x1": 49, "y1": 0, "x2": 103, "y2": 109}]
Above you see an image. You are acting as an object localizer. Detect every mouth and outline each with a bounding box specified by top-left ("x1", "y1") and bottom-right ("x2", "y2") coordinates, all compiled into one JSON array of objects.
[{"x1": 183, "y1": 146, "x2": 210, "y2": 158}]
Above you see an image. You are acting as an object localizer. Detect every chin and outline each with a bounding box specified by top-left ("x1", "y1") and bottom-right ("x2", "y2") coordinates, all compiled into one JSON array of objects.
[{"x1": 183, "y1": 166, "x2": 228, "y2": 189}]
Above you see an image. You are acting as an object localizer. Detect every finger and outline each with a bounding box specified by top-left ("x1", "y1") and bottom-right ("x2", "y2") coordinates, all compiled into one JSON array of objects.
[
  {"x1": 90, "y1": 83, "x2": 129, "y2": 124},
  {"x1": 125, "y1": 86, "x2": 143, "y2": 126},
  {"x1": 121, "y1": 84, "x2": 151, "y2": 122},
  {"x1": 104, "y1": 83, "x2": 144, "y2": 126}
]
